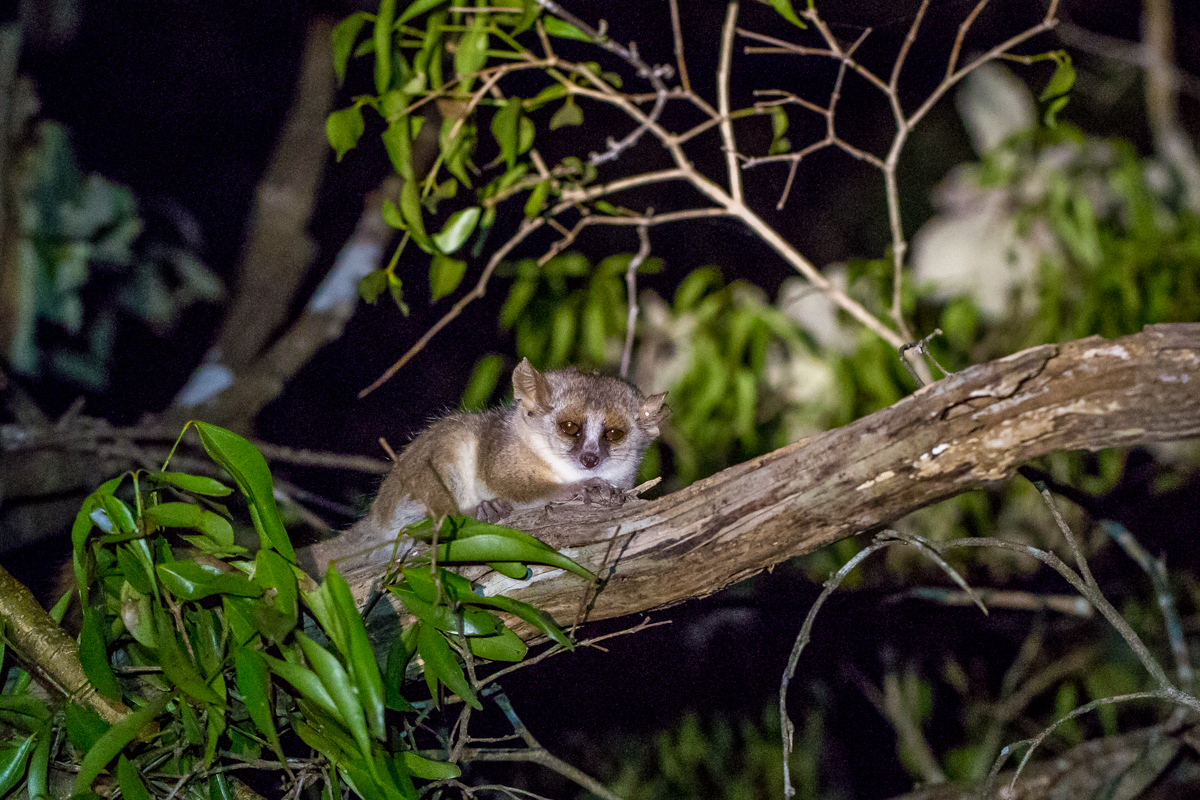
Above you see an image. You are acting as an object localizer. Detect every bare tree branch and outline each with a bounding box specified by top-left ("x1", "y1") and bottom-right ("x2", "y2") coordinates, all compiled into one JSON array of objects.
[{"x1": 302, "y1": 324, "x2": 1200, "y2": 645}]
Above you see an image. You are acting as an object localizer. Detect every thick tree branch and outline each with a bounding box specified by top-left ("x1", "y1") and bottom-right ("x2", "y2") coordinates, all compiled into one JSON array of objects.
[{"x1": 302, "y1": 324, "x2": 1200, "y2": 640}]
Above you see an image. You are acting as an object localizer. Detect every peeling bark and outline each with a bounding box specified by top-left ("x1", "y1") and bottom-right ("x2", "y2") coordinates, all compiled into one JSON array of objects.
[{"x1": 301, "y1": 324, "x2": 1200, "y2": 639}]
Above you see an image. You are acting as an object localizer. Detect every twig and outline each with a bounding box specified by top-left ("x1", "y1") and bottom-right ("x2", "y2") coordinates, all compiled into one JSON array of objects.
[
  {"x1": 717, "y1": 3, "x2": 743, "y2": 205},
  {"x1": 668, "y1": 0, "x2": 691, "y2": 94},
  {"x1": 619, "y1": 223, "x2": 652, "y2": 379}
]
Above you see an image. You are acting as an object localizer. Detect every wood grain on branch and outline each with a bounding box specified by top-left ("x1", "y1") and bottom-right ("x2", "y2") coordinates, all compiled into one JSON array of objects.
[{"x1": 304, "y1": 324, "x2": 1200, "y2": 639}]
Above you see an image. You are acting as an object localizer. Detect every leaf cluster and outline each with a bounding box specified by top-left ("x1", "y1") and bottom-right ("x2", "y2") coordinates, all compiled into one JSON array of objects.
[{"x1": 0, "y1": 422, "x2": 590, "y2": 800}]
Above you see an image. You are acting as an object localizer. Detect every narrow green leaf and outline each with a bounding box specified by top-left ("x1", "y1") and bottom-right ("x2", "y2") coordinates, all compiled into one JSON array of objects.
[
  {"x1": 487, "y1": 561, "x2": 530, "y2": 579},
  {"x1": 397, "y1": 0, "x2": 450, "y2": 25},
  {"x1": 321, "y1": 568, "x2": 386, "y2": 743},
  {"x1": 64, "y1": 704, "x2": 108, "y2": 754},
  {"x1": 381, "y1": 118, "x2": 415, "y2": 181},
  {"x1": 100, "y1": 495, "x2": 137, "y2": 536},
  {"x1": 436, "y1": 534, "x2": 595, "y2": 580},
  {"x1": 0, "y1": 695, "x2": 51, "y2": 731},
  {"x1": 454, "y1": 14, "x2": 489, "y2": 78},
  {"x1": 235, "y1": 648, "x2": 285, "y2": 761},
  {"x1": 429, "y1": 254, "x2": 467, "y2": 302},
  {"x1": 1043, "y1": 94, "x2": 1070, "y2": 127},
  {"x1": 143, "y1": 502, "x2": 234, "y2": 546},
  {"x1": 399, "y1": 179, "x2": 432, "y2": 252},
  {"x1": 117, "y1": 755, "x2": 152, "y2": 800},
  {"x1": 401, "y1": 751, "x2": 461, "y2": 780},
  {"x1": 432, "y1": 206, "x2": 481, "y2": 255},
  {"x1": 194, "y1": 422, "x2": 295, "y2": 561},
  {"x1": 459, "y1": 592, "x2": 572, "y2": 649},
  {"x1": 297, "y1": 633, "x2": 373, "y2": 757},
  {"x1": 327, "y1": 106, "x2": 365, "y2": 161},
  {"x1": 415, "y1": 623, "x2": 480, "y2": 709},
  {"x1": 149, "y1": 471, "x2": 232, "y2": 497},
  {"x1": 467, "y1": 625, "x2": 527, "y2": 661},
  {"x1": 373, "y1": 0, "x2": 396, "y2": 93},
  {"x1": 154, "y1": 607, "x2": 224, "y2": 705},
  {"x1": 385, "y1": 626, "x2": 417, "y2": 712},
  {"x1": 254, "y1": 549, "x2": 299, "y2": 639},
  {"x1": 1040, "y1": 53, "x2": 1075, "y2": 100},
  {"x1": 461, "y1": 354, "x2": 503, "y2": 411},
  {"x1": 388, "y1": 586, "x2": 499, "y2": 636},
  {"x1": 543, "y1": 17, "x2": 590, "y2": 40},
  {"x1": 263, "y1": 653, "x2": 342, "y2": 725},
  {"x1": 513, "y1": 0, "x2": 539, "y2": 35},
  {"x1": 74, "y1": 693, "x2": 168, "y2": 795},
  {"x1": 0, "y1": 735, "x2": 36, "y2": 798},
  {"x1": 490, "y1": 98, "x2": 521, "y2": 169},
  {"x1": 524, "y1": 179, "x2": 549, "y2": 218},
  {"x1": 331, "y1": 12, "x2": 372, "y2": 85},
  {"x1": 157, "y1": 561, "x2": 263, "y2": 601},
  {"x1": 770, "y1": 0, "x2": 807, "y2": 28},
  {"x1": 79, "y1": 609, "x2": 122, "y2": 701}
]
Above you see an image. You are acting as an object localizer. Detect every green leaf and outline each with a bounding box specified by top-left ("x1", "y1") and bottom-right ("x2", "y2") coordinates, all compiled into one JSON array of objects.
[
  {"x1": 769, "y1": 0, "x2": 807, "y2": 28},
  {"x1": 1040, "y1": 53, "x2": 1075, "y2": 100},
  {"x1": 385, "y1": 625, "x2": 418, "y2": 712},
  {"x1": 399, "y1": 178, "x2": 433, "y2": 252},
  {"x1": 194, "y1": 422, "x2": 295, "y2": 561},
  {"x1": 543, "y1": 17, "x2": 590, "y2": 40},
  {"x1": 359, "y1": 269, "x2": 390, "y2": 304},
  {"x1": 461, "y1": 354, "x2": 504, "y2": 411},
  {"x1": 0, "y1": 695, "x2": 51, "y2": 731},
  {"x1": 223, "y1": 596, "x2": 258, "y2": 647},
  {"x1": 467, "y1": 625, "x2": 528, "y2": 661},
  {"x1": 1043, "y1": 95, "x2": 1069, "y2": 127},
  {"x1": 327, "y1": 106, "x2": 365, "y2": 161},
  {"x1": 373, "y1": 0, "x2": 396, "y2": 93},
  {"x1": 513, "y1": 0, "x2": 540, "y2": 35},
  {"x1": 117, "y1": 755, "x2": 152, "y2": 800},
  {"x1": 297, "y1": 632, "x2": 373, "y2": 757},
  {"x1": 397, "y1": 0, "x2": 450, "y2": 25},
  {"x1": 415, "y1": 623, "x2": 480, "y2": 709},
  {"x1": 435, "y1": 534, "x2": 595, "y2": 581},
  {"x1": 264, "y1": 653, "x2": 342, "y2": 724},
  {"x1": 550, "y1": 99, "x2": 583, "y2": 130},
  {"x1": 388, "y1": 586, "x2": 499, "y2": 636},
  {"x1": 144, "y1": 502, "x2": 234, "y2": 546},
  {"x1": 235, "y1": 648, "x2": 285, "y2": 761},
  {"x1": 64, "y1": 704, "x2": 109, "y2": 754},
  {"x1": 149, "y1": 471, "x2": 232, "y2": 497},
  {"x1": 428, "y1": 254, "x2": 467, "y2": 303},
  {"x1": 331, "y1": 12, "x2": 372, "y2": 85},
  {"x1": 79, "y1": 609, "x2": 122, "y2": 701},
  {"x1": 459, "y1": 592, "x2": 572, "y2": 649},
  {"x1": 100, "y1": 494, "x2": 137, "y2": 536},
  {"x1": 432, "y1": 206, "x2": 481, "y2": 255},
  {"x1": 381, "y1": 198, "x2": 406, "y2": 229},
  {"x1": 253, "y1": 548, "x2": 299, "y2": 640},
  {"x1": 74, "y1": 693, "x2": 168, "y2": 795},
  {"x1": 381, "y1": 118, "x2": 415, "y2": 181},
  {"x1": 157, "y1": 561, "x2": 263, "y2": 601},
  {"x1": 454, "y1": 13, "x2": 489, "y2": 79},
  {"x1": 400, "y1": 751, "x2": 461, "y2": 780},
  {"x1": 486, "y1": 561, "x2": 530, "y2": 579},
  {"x1": 491, "y1": 98, "x2": 521, "y2": 169},
  {"x1": 524, "y1": 179, "x2": 549, "y2": 218},
  {"x1": 0, "y1": 735, "x2": 36, "y2": 798},
  {"x1": 154, "y1": 607, "x2": 224, "y2": 705},
  {"x1": 318, "y1": 568, "x2": 387, "y2": 742}
]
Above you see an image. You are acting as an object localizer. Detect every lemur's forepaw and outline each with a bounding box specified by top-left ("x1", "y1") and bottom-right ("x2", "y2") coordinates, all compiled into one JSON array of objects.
[
  {"x1": 573, "y1": 477, "x2": 626, "y2": 507},
  {"x1": 472, "y1": 499, "x2": 513, "y2": 523}
]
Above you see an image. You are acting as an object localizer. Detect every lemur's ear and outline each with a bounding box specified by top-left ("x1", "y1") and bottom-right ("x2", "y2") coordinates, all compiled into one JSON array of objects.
[
  {"x1": 513, "y1": 358, "x2": 553, "y2": 412},
  {"x1": 638, "y1": 393, "x2": 670, "y2": 435}
]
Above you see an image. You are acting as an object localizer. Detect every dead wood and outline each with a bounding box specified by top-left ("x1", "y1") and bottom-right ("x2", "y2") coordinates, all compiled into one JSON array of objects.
[{"x1": 301, "y1": 324, "x2": 1200, "y2": 639}]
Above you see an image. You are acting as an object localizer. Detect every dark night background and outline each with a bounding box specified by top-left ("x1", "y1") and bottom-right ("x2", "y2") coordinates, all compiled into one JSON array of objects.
[{"x1": 6, "y1": 0, "x2": 1200, "y2": 797}]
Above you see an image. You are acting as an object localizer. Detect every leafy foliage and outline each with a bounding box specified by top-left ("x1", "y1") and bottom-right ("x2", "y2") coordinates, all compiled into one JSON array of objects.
[
  {"x1": 0, "y1": 423, "x2": 588, "y2": 799},
  {"x1": 5, "y1": 121, "x2": 222, "y2": 388}
]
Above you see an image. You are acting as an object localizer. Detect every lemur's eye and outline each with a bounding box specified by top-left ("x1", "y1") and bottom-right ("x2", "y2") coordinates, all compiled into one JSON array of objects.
[
  {"x1": 604, "y1": 428, "x2": 626, "y2": 443},
  {"x1": 558, "y1": 420, "x2": 580, "y2": 436}
]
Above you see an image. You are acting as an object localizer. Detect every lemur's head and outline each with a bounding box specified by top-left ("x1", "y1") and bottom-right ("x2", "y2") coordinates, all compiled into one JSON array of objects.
[{"x1": 511, "y1": 358, "x2": 668, "y2": 487}]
